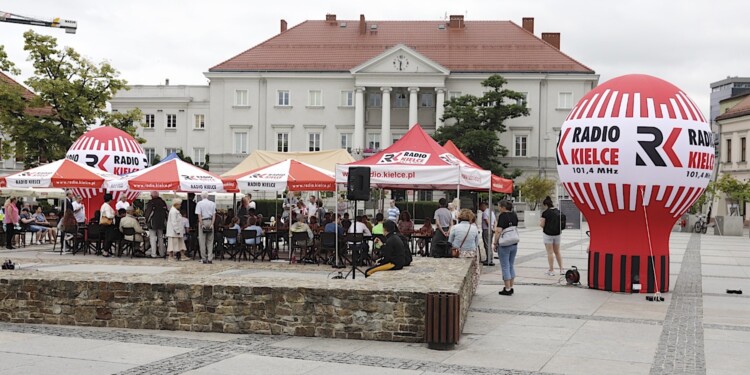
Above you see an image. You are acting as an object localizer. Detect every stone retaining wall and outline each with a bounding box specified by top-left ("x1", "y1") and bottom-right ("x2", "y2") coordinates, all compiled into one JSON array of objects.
[{"x1": 0, "y1": 258, "x2": 477, "y2": 343}]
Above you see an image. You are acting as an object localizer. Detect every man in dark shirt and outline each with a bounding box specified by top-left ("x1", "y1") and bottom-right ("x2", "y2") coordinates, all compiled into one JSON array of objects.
[{"x1": 366, "y1": 220, "x2": 406, "y2": 278}]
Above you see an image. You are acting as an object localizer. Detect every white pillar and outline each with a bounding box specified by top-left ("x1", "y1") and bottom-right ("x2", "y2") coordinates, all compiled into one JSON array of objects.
[
  {"x1": 435, "y1": 87, "x2": 446, "y2": 129},
  {"x1": 381, "y1": 87, "x2": 392, "y2": 148},
  {"x1": 353, "y1": 87, "x2": 365, "y2": 151},
  {"x1": 408, "y1": 87, "x2": 419, "y2": 129}
]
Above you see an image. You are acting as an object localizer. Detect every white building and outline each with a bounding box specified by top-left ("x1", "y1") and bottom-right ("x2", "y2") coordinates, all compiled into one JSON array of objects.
[{"x1": 111, "y1": 15, "x2": 598, "y2": 177}]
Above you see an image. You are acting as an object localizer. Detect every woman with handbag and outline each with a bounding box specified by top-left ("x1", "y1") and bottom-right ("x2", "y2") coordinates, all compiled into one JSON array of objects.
[
  {"x1": 493, "y1": 200, "x2": 520, "y2": 296},
  {"x1": 449, "y1": 209, "x2": 481, "y2": 288}
]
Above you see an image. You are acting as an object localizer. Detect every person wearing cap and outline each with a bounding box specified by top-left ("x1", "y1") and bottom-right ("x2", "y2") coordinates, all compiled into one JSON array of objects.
[
  {"x1": 119, "y1": 206, "x2": 144, "y2": 243},
  {"x1": 167, "y1": 198, "x2": 187, "y2": 261}
]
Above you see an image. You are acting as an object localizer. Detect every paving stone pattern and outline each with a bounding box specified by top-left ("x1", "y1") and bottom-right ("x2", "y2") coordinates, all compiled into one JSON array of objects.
[
  {"x1": 650, "y1": 233, "x2": 705, "y2": 375},
  {"x1": 470, "y1": 307, "x2": 664, "y2": 326}
]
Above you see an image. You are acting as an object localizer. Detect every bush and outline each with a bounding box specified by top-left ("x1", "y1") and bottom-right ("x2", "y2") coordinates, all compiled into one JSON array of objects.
[{"x1": 251, "y1": 199, "x2": 284, "y2": 217}]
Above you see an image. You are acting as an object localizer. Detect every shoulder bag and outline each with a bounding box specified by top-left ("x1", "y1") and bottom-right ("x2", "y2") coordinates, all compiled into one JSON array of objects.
[
  {"x1": 450, "y1": 227, "x2": 470, "y2": 258},
  {"x1": 498, "y1": 226, "x2": 520, "y2": 247}
]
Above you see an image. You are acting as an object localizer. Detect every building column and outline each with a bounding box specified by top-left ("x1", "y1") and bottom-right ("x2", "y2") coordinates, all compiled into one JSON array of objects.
[
  {"x1": 408, "y1": 87, "x2": 420, "y2": 129},
  {"x1": 353, "y1": 87, "x2": 365, "y2": 151},
  {"x1": 435, "y1": 87, "x2": 446, "y2": 129},
  {"x1": 381, "y1": 87, "x2": 392, "y2": 148}
]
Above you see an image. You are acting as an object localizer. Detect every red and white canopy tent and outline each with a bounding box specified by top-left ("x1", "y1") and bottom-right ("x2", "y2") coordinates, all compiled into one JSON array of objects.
[
  {"x1": 442, "y1": 140, "x2": 514, "y2": 194},
  {"x1": 222, "y1": 159, "x2": 336, "y2": 193},
  {"x1": 335, "y1": 125, "x2": 492, "y2": 191},
  {"x1": 111, "y1": 159, "x2": 230, "y2": 193},
  {"x1": 0, "y1": 159, "x2": 122, "y2": 190}
]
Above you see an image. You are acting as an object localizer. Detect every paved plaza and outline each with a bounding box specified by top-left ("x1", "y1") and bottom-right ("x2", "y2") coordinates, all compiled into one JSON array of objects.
[{"x1": 0, "y1": 226, "x2": 749, "y2": 374}]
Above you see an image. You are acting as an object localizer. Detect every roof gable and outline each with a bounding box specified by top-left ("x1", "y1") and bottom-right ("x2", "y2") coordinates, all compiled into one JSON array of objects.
[
  {"x1": 351, "y1": 44, "x2": 449, "y2": 75},
  {"x1": 209, "y1": 19, "x2": 594, "y2": 74},
  {"x1": 717, "y1": 94, "x2": 750, "y2": 121},
  {"x1": 0, "y1": 71, "x2": 54, "y2": 117}
]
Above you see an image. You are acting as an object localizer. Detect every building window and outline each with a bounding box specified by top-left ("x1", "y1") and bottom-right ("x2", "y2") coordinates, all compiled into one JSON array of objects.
[
  {"x1": 277, "y1": 132, "x2": 289, "y2": 152},
  {"x1": 235, "y1": 89, "x2": 249, "y2": 106},
  {"x1": 166, "y1": 114, "x2": 177, "y2": 129},
  {"x1": 558, "y1": 92, "x2": 573, "y2": 109},
  {"x1": 165, "y1": 148, "x2": 178, "y2": 156},
  {"x1": 449, "y1": 91, "x2": 462, "y2": 100},
  {"x1": 144, "y1": 114, "x2": 155, "y2": 128},
  {"x1": 193, "y1": 148, "x2": 205, "y2": 163},
  {"x1": 420, "y1": 93, "x2": 434, "y2": 107},
  {"x1": 515, "y1": 136, "x2": 527, "y2": 157},
  {"x1": 726, "y1": 139, "x2": 732, "y2": 163},
  {"x1": 194, "y1": 114, "x2": 205, "y2": 129},
  {"x1": 340, "y1": 133, "x2": 352, "y2": 153},
  {"x1": 340, "y1": 91, "x2": 354, "y2": 107},
  {"x1": 367, "y1": 133, "x2": 381, "y2": 152},
  {"x1": 234, "y1": 132, "x2": 248, "y2": 154},
  {"x1": 367, "y1": 93, "x2": 381, "y2": 108},
  {"x1": 517, "y1": 92, "x2": 528, "y2": 107},
  {"x1": 418, "y1": 191, "x2": 433, "y2": 201},
  {"x1": 394, "y1": 91, "x2": 408, "y2": 108},
  {"x1": 392, "y1": 133, "x2": 404, "y2": 145},
  {"x1": 308, "y1": 90, "x2": 323, "y2": 107},
  {"x1": 277, "y1": 90, "x2": 290, "y2": 106},
  {"x1": 144, "y1": 148, "x2": 155, "y2": 165},
  {"x1": 308, "y1": 132, "x2": 321, "y2": 151},
  {"x1": 742, "y1": 137, "x2": 747, "y2": 162}
]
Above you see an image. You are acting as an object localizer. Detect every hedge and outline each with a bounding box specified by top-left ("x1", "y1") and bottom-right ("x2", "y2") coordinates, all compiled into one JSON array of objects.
[{"x1": 395, "y1": 201, "x2": 439, "y2": 224}]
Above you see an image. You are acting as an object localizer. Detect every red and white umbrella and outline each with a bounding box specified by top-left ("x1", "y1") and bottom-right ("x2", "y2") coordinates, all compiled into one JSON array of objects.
[
  {"x1": 223, "y1": 159, "x2": 335, "y2": 192},
  {"x1": 0, "y1": 159, "x2": 122, "y2": 190},
  {"x1": 114, "y1": 159, "x2": 229, "y2": 192}
]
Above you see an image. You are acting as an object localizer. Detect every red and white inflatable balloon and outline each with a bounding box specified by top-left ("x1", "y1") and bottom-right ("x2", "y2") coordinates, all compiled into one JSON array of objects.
[
  {"x1": 556, "y1": 74, "x2": 713, "y2": 293},
  {"x1": 65, "y1": 127, "x2": 147, "y2": 219}
]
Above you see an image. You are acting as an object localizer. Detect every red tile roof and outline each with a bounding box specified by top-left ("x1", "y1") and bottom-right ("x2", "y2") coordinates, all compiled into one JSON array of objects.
[
  {"x1": 0, "y1": 71, "x2": 54, "y2": 117},
  {"x1": 716, "y1": 94, "x2": 750, "y2": 121},
  {"x1": 210, "y1": 19, "x2": 594, "y2": 74}
]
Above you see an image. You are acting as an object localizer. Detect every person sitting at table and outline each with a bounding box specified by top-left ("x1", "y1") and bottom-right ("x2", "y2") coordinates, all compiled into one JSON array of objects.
[
  {"x1": 308, "y1": 216, "x2": 321, "y2": 233},
  {"x1": 371, "y1": 213, "x2": 384, "y2": 236},
  {"x1": 362, "y1": 215, "x2": 373, "y2": 232},
  {"x1": 21, "y1": 207, "x2": 47, "y2": 244},
  {"x1": 347, "y1": 215, "x2": 371, "y2": 262},
  {"x1": 341, "y1": 212, "x2": 352, "y2": 232},
  {"x1": 290, "y1": 214, "x2": 313, "y2": 245},
  {"x1": 398, "y1": 211, "x2": 414, "y2": 234},
  {"x1": 226, "y1": 216, "x2": 240, "y2": 245},
  {"x1": 32, "y1": 206, "x2": 55, "y2": 244},
  {"x1": 324, "y1": 214, "x2": 345, "y2": 236},
  {"x1": 366, "y1": 220, "x2": 406, "y2": 278},
  {"x1": 416, "y1": 217, "x2": 434, "y2": 255},
  {"x1": 243, "y1": 216, "x2": 264, "y2": 248},
  {"x1": 119, "y1": 206, "x2": 145, "y2": 244}
]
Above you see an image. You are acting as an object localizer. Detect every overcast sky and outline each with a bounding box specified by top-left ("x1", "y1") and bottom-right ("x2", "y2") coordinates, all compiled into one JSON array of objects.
[{"x1": 2, "y1": 0, "x2": 749, "y2": 118}]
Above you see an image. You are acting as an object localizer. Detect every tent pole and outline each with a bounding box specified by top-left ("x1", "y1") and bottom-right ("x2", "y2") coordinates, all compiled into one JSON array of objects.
[
  {"x1": 335, "y1": 181, "x2": 339, "y2": 268},
  {"x1": 457, "y1": 166, "x2": 461, "y2": 209}
]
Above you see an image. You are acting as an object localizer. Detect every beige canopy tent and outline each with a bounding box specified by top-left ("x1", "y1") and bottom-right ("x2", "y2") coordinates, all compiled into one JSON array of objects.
[{"x1": 221, "y1": 149, "x2": 354, "y2": 176}]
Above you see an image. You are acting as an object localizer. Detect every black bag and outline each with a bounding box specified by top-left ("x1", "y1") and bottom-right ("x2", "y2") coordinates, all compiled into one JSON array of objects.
[
  {"x1": 399, "y1": 234, "x2": 413, "y2": 266},
  {"x1": 560, "y1": 212, "x2": 567, "y2": 230},
  {"x1": 432, "y1": 240, "x2": 452, "y2": 258}
]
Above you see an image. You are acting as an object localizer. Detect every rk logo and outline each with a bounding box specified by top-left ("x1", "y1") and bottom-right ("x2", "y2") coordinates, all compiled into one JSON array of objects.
[{"x1": 635, "y1": 127, "x2": 682, "y2": 168}]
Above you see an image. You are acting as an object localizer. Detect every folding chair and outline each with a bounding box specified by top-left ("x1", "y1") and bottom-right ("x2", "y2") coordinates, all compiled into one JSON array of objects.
[
  {"x1": 223, "y1": 229, "x2": 240, "y2": 260},
  {"x1": 240, "y1": 230, "x2": 261, "y2": 262}
]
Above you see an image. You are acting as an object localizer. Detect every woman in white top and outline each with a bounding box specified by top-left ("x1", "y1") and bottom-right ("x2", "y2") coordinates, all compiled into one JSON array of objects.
[
  {"x1": 99, "y1": 194, "x2": 116, "y2": 257},
  {"x1": 166, "y1": 198, "x2": 186, "y2": 261}
]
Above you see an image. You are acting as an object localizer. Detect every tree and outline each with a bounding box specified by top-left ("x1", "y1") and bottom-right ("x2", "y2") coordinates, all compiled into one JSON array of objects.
[
  {"x1": 0, "y1": 30, "x2": 142, "y2": 167},
  {"x1": 433, "y1": 74, "x2": 529, "y2": 177},
  {"x1": 713, "y1": 174, "x2": 750, "y2": 216},
  {"x1": 518, "y1": 175, "x2": 556, "y2": 210}
]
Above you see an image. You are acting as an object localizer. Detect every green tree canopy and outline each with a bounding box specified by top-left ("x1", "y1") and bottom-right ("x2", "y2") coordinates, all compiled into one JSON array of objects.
[
  {"x1": 0, "y1": 30, "x2": 143, "y2": 167},
  {"x1": 518, "y1": 175, "x2": 556, "y2": 210},
  {"x1": 432, "y1": 74, "x2": 529, "y2": 177}
]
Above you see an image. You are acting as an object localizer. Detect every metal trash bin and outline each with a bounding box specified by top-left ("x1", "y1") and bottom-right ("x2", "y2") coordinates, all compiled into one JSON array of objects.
[{"x1": 425, "y1": 292, "x2": 460, "y2": 350}]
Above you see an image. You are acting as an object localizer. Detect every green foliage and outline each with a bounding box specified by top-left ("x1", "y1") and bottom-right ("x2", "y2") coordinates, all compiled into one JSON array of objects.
[
  {"x1": 713, "y1": 174, "x2": 750, "y2": 214},
  {"x1": 0, "y1": 30, "x2": 142, "y2": 167},
  {"x1": 101, "y1": 109, "x2": 145, "y2": 143},
  {"x1": 689, "y1": 180, "x2": 717, "y2": 214},
  {"x1": 518, "y1": 175, "x2": 556, "y2": 210},
  {"x1": 433, "y1": 74, "x2": 529, "y2": 177},
  {"x1": 395, "y1": 201, "x2": 439, "y2": 224},
  {"x1": 252, "y1": 199, "x2": 284, "y2": 217},
  {"x1": 151, "y1": 154, "x2": 162, "y2": 165}
]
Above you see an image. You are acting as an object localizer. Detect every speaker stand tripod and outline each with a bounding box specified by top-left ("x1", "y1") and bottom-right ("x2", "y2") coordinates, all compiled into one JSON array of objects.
[{"x1": 344, "y1": 199, "x2": 367, "y2": 280}]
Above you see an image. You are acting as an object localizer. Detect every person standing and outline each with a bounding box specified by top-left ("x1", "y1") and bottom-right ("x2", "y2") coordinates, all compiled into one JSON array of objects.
[
  {"x1": 432, "y1": 198, "x2": 452, "y2": 244},
  {"x1": 195, "y1": 191, "x2": 216, "y2": 264},
  {"x1": 115, "y1": 195, "x2": 130, "y2": 211},
  {"x1": 493, "y1": 200, "x2": 519, "y2": 296},
  {"x1": 540, "y1": 196, "x2": 564, "y2": 276},
  {"x1": 166, "y1": 198, "x2": 186, "y2": 261},
  {"x1": 480, "y1": 202, "x2": 496, "y2": 266},
  {"x1": 99, "y1": 194, "x2": 116, "y2": 257},
  {"x1": 3, "y1": 198, "x2": 18, "y2": 249},
  {"x1": 72, "y1": 195, "x2": 86, "y2": 225},
  {"x1": 144, "y1": 191, "x2": 168, "y2": 258},
  {"x1": 387, "y1": 200, "x2": 400, "y2": 222}
]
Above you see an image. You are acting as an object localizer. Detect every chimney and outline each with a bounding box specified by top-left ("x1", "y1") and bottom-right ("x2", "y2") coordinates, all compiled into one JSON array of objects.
[
  {"x1": 522, "y1": 17, "x2": 534, "y2": 34},
  {"x1": 280, "y1": 19, "x2": 287, "y2": 33},
  {"x1": 542, "y1": 32, "x2": 560, "y2": 49},
  {"x1": 448, "y1": 15, "x2": 465, "y2": 29},
  {"x1": 165, "y1": 78, "x2": 170, "y2": 86},
  {"x1": 325, "y1": 14, "x2": 336, "y2": 24},
  {"x1": 359, "y1": 14, "x2": 366, "y2": 35}
]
